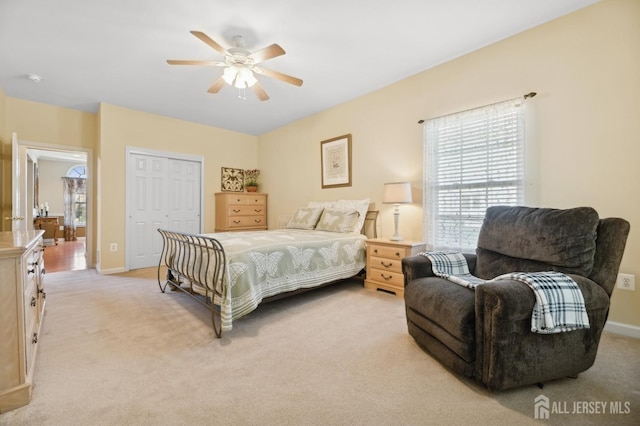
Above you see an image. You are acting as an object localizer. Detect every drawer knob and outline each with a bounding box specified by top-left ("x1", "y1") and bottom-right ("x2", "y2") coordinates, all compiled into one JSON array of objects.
[
  {"x1": 233, "y1": 220, "x2": 241, "y2": 224},
  {"x1": 254, "y1": 219, "x2": 262, "y2": 223},
  {"x1": 380, "y1": 273, "x2": 393, "y2": 281},
  {"x1": 28, "y1": 268, "x2": 35, "y2": 274},
  {"x1": 31, "y1": 296, "x2": 37, "y2": 307},
  {"x1": 233, "y1": 209, "x2": 241, "y2": 213},
  {"x1": 380, "y1": 261, "x2": 393, "y2": 268},
  {"x1": 254, "y1": 209, "x2": 262, "y2": 213},
  {"x1": 373, "y1": 249, "x2": 378, "y2": 254},
  {"x1": 32, "y1": 333, "x2": 38, "y2": 344},
  {"x1": 395, "y1": 252, "x2": 401, "y2": 257}
]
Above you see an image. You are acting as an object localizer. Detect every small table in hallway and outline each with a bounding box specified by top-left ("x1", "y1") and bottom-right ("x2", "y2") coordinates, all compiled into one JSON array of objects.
[{"x1": 34, "y1": 216, "x2": 59, "y2": 245}]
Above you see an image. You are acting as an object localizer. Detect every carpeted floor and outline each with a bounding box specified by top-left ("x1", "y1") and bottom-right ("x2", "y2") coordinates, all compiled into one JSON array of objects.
[{"x1": 1, "y1": 269, "x2": 639, "y2": 425}]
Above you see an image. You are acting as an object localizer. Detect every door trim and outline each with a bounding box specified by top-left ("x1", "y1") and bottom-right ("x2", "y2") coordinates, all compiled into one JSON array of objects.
[{"x1": 12, "y1": 135, "x2": 95, "y2": 267}]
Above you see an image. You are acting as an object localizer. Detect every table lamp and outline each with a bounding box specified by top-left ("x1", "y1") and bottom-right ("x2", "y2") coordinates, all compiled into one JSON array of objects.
[{"x1": 383, "y1": 182, "x2": 413, "y2": 241}]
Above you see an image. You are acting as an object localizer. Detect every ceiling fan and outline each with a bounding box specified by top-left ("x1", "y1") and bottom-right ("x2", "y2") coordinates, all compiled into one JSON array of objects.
[{"x1": 167, "y1": 31, "x2": 303, "y2": 101}]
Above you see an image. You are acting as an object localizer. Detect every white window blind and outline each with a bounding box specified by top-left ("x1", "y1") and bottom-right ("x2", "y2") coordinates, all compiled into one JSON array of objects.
[{"x1": 424, "y1": 98, "x2": 525, "y2": 251}]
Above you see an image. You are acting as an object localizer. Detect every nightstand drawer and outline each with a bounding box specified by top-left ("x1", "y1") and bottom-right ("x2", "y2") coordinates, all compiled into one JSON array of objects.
[
  {"x1": 369, "y1": 255, "x2": 402, "y2": 273},
  {"x1": 369, "y1": 245, "x2": 405, "y2": 260},
  {"x1": 368, "y1": 268, "x2": 405, "y2": 289}
]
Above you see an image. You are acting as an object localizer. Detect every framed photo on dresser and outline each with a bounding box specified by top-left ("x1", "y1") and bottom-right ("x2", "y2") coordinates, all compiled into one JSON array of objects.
[{"x1": 221, "y1": 167, "x2": 244, "y2": 192}]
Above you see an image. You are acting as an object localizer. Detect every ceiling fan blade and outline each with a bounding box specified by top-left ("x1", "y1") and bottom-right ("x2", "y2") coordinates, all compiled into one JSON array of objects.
[
  {"x1": 167, "y1": 60, "x2": 226, "y2": 66},
  {"x1": 248, "y1": 44, "x2": 285, "y2": 64},
  {"x1": 252, "y1": 82, "x2": 270, "y2": 101},
  {"x1": 191, "y1": 31, "x2": 227, "y2": 56},
  {"x1": 257, "y1": 67, "x2": 303, "y2": 87},
  {"x1": 207, "y1": 77, "x2": 226, "y2": 94}
]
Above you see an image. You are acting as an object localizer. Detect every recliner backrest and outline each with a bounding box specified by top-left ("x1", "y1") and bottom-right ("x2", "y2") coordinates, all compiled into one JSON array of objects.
[{"x1": 474, "y1": 206, "x2": 600, "y2": 279}]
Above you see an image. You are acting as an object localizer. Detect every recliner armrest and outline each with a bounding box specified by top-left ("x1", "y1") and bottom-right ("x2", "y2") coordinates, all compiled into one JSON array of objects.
[
  {"x1": 402, "y1": 253, "x2": 479, "y2": 287},
  {"x1": 475, "y1": 281, "x2": 535, "y2": 321},
  {"x1": 402, "y1": 256, "x2": 435, "y2": 287}
]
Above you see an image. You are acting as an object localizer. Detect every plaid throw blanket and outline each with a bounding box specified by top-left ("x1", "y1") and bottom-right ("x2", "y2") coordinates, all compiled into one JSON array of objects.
[
  {"x1": 419, "y1": 251, "x2": 590, "y2": 334},
  {"x1": 420, "y1": 251, "x2": 486, "y2": 288},
  {"x1": 493, "y1": 272, "x2": 590, "y2": 334}
]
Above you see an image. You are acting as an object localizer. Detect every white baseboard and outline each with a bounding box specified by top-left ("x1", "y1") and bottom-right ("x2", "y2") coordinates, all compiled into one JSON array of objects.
[
  {"x1": 96, "y1": 266, "x2": 127, "y2": 275},
  {"x1": 604, "y1": 321, "x2": 640, "y2": 339}
]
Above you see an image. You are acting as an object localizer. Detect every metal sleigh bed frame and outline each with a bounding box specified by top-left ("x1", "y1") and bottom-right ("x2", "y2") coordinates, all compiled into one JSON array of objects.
[{"x1": 157, "y1": 211, "x2": 378, "y2": 338}]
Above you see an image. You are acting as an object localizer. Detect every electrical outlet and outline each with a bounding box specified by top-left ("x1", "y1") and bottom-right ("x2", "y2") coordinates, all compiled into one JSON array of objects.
[
  {"x1": 110, "y1": 243, "x2": 118, "y2": 252},
  {"x1": 616, "y1": 273, "x2": 635, "y2": 291}
]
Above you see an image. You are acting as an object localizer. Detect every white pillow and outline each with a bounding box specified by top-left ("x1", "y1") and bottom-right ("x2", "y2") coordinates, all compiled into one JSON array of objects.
[
  {"x1": 333, "y1": 199, "x2": 370, "y2": 233},
  {"x1": 314, "y1": 208, "x2": 360, "y2": 233},
  {"x1": 285, "y1": 207, "x2": 324, "y2": 230},
  {"x1": 307, "y1": 199, "x2": 370, "y2": 233}
]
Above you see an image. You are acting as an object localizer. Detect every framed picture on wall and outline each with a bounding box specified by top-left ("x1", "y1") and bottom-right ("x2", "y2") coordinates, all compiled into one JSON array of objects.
[
  {"x1": 221, "y1": 167, "x2": 244, "y2": 192},
  {"x1": 321, "y1": 134, "x2": 352, "y2": 188}
]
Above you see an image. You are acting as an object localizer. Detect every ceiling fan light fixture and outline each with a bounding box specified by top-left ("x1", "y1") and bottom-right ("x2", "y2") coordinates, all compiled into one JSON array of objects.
[
  {"x1": 167, "y1": 31, "x2": 302, "y2": 100},
  {"x1": 222, "y1": 66, "x2": 238, "y2": 85},
  {"x1": 236, "y1": 67, "x2": 257, "y2": 88}
]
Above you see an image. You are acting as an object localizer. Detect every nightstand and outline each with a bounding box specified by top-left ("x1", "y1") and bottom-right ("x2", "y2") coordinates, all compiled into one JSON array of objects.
[{"x1": 364, "y1": 238, "x2": 426, "y2": 297}]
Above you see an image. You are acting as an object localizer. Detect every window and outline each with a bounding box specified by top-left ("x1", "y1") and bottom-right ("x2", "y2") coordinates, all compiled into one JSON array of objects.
[
  {"x1": 424, "y1": 98, "x2": 525, "y2": 251},
  {"x1": 66, "y1": 164, "x2": 87, "y2": 226},
  {"x1": 67, "y1": 164, "x2": 86, "y2": 178}
]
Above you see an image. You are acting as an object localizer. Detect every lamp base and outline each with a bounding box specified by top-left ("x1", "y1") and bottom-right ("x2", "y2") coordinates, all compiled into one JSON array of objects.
[{"x1": 390, "y1": 206, "x2": 403, "y2": 241}]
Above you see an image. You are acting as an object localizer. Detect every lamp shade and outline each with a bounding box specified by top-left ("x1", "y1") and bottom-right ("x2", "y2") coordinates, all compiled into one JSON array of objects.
[{"x1": 383, "y1": 182, "x2": 412, "y2": 204}]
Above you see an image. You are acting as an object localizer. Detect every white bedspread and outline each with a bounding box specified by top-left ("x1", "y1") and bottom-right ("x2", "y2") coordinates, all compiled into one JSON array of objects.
[{"x1": 200, "y1": 229, "x2": 367, "y2": 331}]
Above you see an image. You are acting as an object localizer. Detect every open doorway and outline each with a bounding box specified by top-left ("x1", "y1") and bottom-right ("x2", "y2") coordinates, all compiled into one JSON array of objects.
[{"x1": 27, "y1": 147, "x2": 91, "y2": 273}]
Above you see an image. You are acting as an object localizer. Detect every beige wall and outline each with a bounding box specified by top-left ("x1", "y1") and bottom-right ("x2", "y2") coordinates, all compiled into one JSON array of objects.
[
  {"x1": 38, "y1": 158, "x2": 83, "y2": 216},
  {"x1": 1, "y1": 97, "x2": 98, "y2": 251},
  {"x1": 96, "y1": 104, "x2": 258, "y2": 271},
  {"x1": 258, "y1": 0, "x2": 640, "y2": 326}
]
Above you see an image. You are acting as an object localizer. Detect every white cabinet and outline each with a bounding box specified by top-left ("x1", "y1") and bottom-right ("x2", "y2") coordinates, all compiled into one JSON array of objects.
[{"x1": 0, "y1": 231, "x2": 45, "y2": 413}]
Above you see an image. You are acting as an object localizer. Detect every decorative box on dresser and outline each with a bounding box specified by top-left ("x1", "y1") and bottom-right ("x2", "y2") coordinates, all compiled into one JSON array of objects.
[
  {"x1": 0, "y1": 230, "x2": 46, "y2": 413},
  {"x1": 215, "y1": 192, "x2": 268, "y2": 232},
  {"x1": 364, "y1": 238, "x2": 426, "y2": 298}
]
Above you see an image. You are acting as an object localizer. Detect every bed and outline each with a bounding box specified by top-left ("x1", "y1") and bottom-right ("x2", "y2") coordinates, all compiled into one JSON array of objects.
[{"x1": 157, "y1": 199, "x2": 377, "y2": 337}]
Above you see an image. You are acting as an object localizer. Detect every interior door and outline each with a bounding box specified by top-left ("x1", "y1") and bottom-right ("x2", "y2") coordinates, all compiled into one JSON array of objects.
[
  {"x1": 11, "y1": 132, "x2": 26, "y2": 231},
  {"x1": 167, "y1": 158, "x2": 201, "y2": 234},
  {"x1": 128, "y1": 153, "x2": 168, "y2": 269}
]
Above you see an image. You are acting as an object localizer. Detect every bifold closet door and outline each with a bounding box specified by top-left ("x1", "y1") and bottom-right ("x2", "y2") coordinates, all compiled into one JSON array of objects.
[
  {"x1": 167, "y1": 159, "x2": 201, "y2": 234},
  {"x1": 128, "y1": 154, "x2": 169, "y2": 270},
  {"x1": 127, "y1": 153, "x2": 202, "y2": 270}
]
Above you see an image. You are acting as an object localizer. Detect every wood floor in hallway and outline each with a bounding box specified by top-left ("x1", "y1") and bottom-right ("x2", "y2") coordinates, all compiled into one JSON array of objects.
[{"x1": 43, "y1": 238, "x2": 87, "y2": 273}]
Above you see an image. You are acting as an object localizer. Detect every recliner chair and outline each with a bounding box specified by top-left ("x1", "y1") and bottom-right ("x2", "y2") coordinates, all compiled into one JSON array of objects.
[{"x1": 402, "y1": 206, "x2": 630, "y2": 390}]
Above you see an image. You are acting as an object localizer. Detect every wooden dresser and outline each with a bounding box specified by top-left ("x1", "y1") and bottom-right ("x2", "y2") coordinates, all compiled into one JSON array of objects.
[
  {"x1": 0, "y1": 230, "x2": 46, "y2": 413},
  {"x1": 215, "y1": 192, "x2": 268, "y2": 231},
  {"x1": 364, "y1": 238, "x2": 426, "y2": 298}
]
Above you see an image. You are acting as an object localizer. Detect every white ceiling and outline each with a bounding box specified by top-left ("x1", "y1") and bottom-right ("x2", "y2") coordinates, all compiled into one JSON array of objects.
[{"x1": 0, "y1": 0, "x2": 598, "y2": 136}]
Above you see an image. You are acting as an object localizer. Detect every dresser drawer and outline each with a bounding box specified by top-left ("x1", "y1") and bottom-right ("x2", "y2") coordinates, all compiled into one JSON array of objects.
[
  {"x1": 227, "y1": 216, "x2": 266, "y2": 229},
  {"x1": 369, "y1": 255, "x2": 403, "y2": 273},
  {"x1": 226, "y1": 194, "x2": 266, "y2": 206},
  {"x1": 23, "y1": 280, "x2": 38, "y2": 350},
  {"x1": 228, "y1": 205, "x2": 266, "y2": 216},
  {"x1": 24, "y1": 314, "x2": 39, "y2": 375}
]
